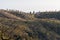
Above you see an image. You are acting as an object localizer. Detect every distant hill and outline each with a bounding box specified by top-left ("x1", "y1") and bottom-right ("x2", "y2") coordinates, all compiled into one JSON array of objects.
[{"x1": 35, "y1": 11, "x2": 60, "y2": 19}]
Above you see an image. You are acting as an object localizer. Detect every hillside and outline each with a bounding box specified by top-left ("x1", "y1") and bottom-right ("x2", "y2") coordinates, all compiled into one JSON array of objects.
[
  {"x1": 35, "y1": 11, "x2": 60, "y2": 19},
  {"x1": 0, "y1": 10, "x2": 26, "y2": 21},
  {"x1": 0, "y1": 9, "x2": 60, "y2": 40}
]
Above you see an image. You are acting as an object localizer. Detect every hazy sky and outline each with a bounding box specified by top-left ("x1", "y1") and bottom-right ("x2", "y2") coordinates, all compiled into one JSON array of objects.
[{"x1": 0, "y1": 0, "x2": 60, "y2": 12}]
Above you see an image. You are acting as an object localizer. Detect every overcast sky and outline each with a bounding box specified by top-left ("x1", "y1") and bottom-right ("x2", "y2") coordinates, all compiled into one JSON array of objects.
[{"x1": 0, "y1": 0, "x2": 60, "y2": 12}]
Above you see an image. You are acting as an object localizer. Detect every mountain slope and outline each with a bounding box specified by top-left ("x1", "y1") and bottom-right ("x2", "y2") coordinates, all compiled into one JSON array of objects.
[
  {"x1": 0, "y1": 18, "x2": 60, "y2": 40},
  {"x1": 0, "y1": 11, "x2": 26, "y2": 21},
  {"x1": 0, "y1": 9, "x2": 60, "y2": 40}
]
